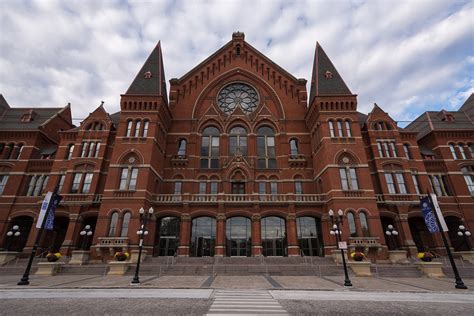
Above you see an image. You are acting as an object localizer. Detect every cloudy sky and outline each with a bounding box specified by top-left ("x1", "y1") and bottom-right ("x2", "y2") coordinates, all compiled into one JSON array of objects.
[{"x1": 1, "y1": 0, "x2": 473, "y2": 126}]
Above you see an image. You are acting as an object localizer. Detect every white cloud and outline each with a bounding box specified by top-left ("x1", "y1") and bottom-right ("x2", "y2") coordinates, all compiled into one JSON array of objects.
[{"x1": 0, "y1": 0, "x2": 472, "y2": 125}]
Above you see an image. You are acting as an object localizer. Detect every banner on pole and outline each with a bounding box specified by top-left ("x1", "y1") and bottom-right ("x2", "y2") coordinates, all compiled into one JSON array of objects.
[
  {"x1": 36, "y1": 192, "x2": 52, "y2": 229},
  {"x1": 420, "y1": 196, "x2": 439, "y2": 234},
  {"x1": 429, "y1": 193, "x2": 449, "y2": 232},
  {"x1": 45, "y1": 194, "x2": 62, "y2": 231}
]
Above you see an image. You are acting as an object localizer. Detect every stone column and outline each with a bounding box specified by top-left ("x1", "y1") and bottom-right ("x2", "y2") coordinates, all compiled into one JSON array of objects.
[
  {"x1": 286, "y1": 214, "x2": 300, "y2": 256},
  {"x1": 215, "y1": 214, "x2": 226, "y2": 257},
  {"x1": 177, "y1": 214, "x2": 191, "y2": 257},
  {"x1": 251, "y1": 214, "x2": 262, "y2": 256},
  {"x1": 60, "y1": 213, "x2": 82, "y2": 255},
  {"x1": 395, "y1": 214, "x2": 417, "y2": 256}
]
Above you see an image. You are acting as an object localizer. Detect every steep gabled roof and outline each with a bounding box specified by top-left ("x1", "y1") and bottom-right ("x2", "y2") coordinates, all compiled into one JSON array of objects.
[
  {"x1": 125, "y1": 41, "x2": 168, "y2": 102},
  {"x1": 0, "y1": 94, "x2": 10, "y2": 115},
  {"x1": 176, "y1": 32, "x2": 299, "y2": 84},
  {"x1": 309, "y1": 42, "x2": 352, "y2": 103},
  {"x1": 459, "y1": 93, "x2": 474, "y2": 121}
]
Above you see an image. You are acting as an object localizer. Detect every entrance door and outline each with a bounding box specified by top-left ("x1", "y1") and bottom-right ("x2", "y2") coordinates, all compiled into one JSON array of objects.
[
  {"x1": 226, "y1": 217, "x2": 252, "y2": 257},
  {"x1": 195, "y1": 237, "x2": 215, "y2": 257},
  {"x1": 261, "y1": 217, "x2": 287, "y2": 257},
  {"x1": 296, "y1": 217, "x2": 324, "y2": 256},
  {"x1": 156, "y1": 237, "x2": 178, "y2": 256},
  {"x1": 232, "y1": 182, "x2": 245, "y2": 194}
]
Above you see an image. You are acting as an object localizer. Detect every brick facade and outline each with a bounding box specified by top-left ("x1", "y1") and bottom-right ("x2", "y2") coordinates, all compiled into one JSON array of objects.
[{"x1": 1, "y1": 33, "x2": 473, "y2": 261}]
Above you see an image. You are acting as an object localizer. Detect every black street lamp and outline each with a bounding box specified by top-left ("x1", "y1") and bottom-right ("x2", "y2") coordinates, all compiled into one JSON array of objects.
[
  {"x1": 79, "y1": 225, "x2": 93, "y2": 250},
  {"x1": 131, "y1": 206, "x2": 153, "y2": 285},
  {"x1": 457, "y1": 225, "x2": 472, "y2": 251},
  {"x1": 6, "y1": 225, "x2": 21, "y2": 251},
  {"x1": 385, "y1": 224, "x2": 399, "y2": 250},
  {"x1": 329, "y1": 209, "x2": 352, "y2": 287}
]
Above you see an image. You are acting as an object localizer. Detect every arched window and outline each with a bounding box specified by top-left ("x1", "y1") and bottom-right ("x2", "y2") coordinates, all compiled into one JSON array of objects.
[
  {"x1": 177, "y1": 139, "x2": 187, "y2": 157},
  {"x1": 120, "y1": 212, "x2": 131, "y2": 237},
  {"x1": 295, "y1": 181, "x2": 303, "y2": 195},
  {"x1": 229, "y1": 126, "x2": 247, "y2": 155},
  {"x1": 226, "y1": 217, "x2": 251, "y2": 256},
  {"x1": 65, "y1": 144, "x2": 74, "y2": 160},
  {"x1": 289, "y1": 139, "x2": 299, "y2": 156},
  {"x1": 336, "y1": 120, "x2": 344, "y2": 137},
  {"x1": 119, "y1": 166, "x2": 138, "y2": 190},
  {"x1": 359, "y1": 212, "x2": 370, "y2": 237},
  {"x1": 257, "y1": 126, "x2": 276, "y2": 169},
  {"x1": 339, "y1": 166, "x2": 358, "y2": 191},
  {"x1": 384, "y1": 164, "x2": 407, "y2": 194},
  {"x1": 142, "y1": 120, "x2": 149, "y2": 137},
  {"x1": 449, "y1": 143, "x2": 458, "y2": 159},
  {"x1": 13, "y1": 144, "x2": 24, "y2": 160},
  {"x1": 126, "y1": 120, "x2": 133, "y2": 137},
  {"x1": 108, "y1": 212, "x2": 119, "y2": 236},
  {"x1": 200, "y1": 126, "x2": 220, "y2": 169},
  {"x1": 347, "y1": 212, "x2": 357, "y2": 237},
  {"x1": 134, "y1": 120, "x2": 141, "y2": 137},
  {"x1": 458, "y1": 143, "x2": 467, "y2": 159},
  {"x1": 461, "y1": 166, "x2": 474, "y2": 195},
  {"x1": 261, "y1": 216, "x2": 286, "y2": 256},
  {"x1": 5, "y1": 143, "x2": 14, "y2": 159},
  {"x1": 345, "y1": 120, "x2": 352, "y2": 137},
  {"x1": 329, "y1": 120, "x2": 335, "y2": 137},
  {"x1": 403, "y1": 144, "x2": 411, "y2": 159}
]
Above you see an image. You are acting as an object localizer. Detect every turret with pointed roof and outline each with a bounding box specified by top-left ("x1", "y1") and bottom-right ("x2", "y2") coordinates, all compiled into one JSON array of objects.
[
  {"x1": 124, "y1": 41, "x2": 168, "y2": 106},
  {"x1": 309, "y1": 42, "x2": 352, "y2": 105}
]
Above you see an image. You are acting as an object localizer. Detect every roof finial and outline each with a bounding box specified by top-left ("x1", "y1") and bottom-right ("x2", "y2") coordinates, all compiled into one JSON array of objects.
[{"x1": 100, "y1": 101, "x2": 104, "y2": 106}]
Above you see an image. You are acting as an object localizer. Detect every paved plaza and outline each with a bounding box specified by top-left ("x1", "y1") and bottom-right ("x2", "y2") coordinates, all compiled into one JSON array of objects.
[{"x1": 0, "y1": 273, "x2": 474, "y2": 315}]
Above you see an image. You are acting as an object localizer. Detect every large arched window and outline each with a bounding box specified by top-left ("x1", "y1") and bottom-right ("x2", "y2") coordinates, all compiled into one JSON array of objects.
[
  {"x1": 108, "y1": 212, "x2": 119, "y2": 237},
  {"x1": 226, "y1": 217, "x2": 251, "y2": 256},
  {"x1": 257, "y1": 126, "x2": 276, "y2": 169},
  {"x1": 229, "y1": 126, "x2": 247, "y2": 155},
  {"x1": 14, "y1": 144, "x2": 24, "y2": 160},
  {"x1": 200, "y1": 127, "x2": 220, "y2": 169},
  {"x1": 120, "y1": 212, "x2": 131, "y2": 237},
  {"x1": 328, "y1": 120, "x2": 335, "y2": 137},
  {"x1": 359, "y1": 212, "x2": 370, "y2": 237},
  {"x1": 297, "y1": 217, "x2": 323, "y2": 256},
  {"x1": 261, "y1": 216, "x2": 286, "y2": 256},
  {"x1": 134, "y1": 120, "x2": 141, "y2": 137},
  {"x1": 65, "y1": 144, "x2": 75, "y2": 160},
  {"x1": 190, "y1": 217, "x2": 216, "y2": 257},
  {"x1": 347, "y1": 212, "x2": 357, "y2": 237}
]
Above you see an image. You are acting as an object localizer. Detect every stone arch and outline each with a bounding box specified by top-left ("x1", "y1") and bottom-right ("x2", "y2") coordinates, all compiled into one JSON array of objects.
[
  {"x1": 226, "y1": 118, "x2": 252, "y2": 134},
  {"x1": 197, "y1": 119, "x2": 224, "y2": 134},
  {"x1": 254, "y1": 118, "x2": 280, "y2": 134},
  {"x1": 190, "y1": 210, "x2": 217, "y2": 219},
  {"x1": 116, "y1": 149, "x2": 144, "y2": 165},
  {"x1": 225, "y1": 210, "x2": 253, "y2": 219},
  {"x1": 192, "y1": 68, "x2": 285, "y2": 120},
  {"x1": 334, "y1": 149, "x2": 361, "y2": 165}
]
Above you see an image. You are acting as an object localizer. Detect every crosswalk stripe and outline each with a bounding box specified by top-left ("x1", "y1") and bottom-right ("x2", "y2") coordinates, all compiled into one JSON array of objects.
[{"x1": 206, "y1": 290, "x2": 289, "y2": 315}]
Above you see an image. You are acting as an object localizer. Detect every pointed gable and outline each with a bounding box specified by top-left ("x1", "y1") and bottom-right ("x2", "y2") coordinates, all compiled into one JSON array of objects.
[
  {"x1": 126, "y1": 41, "x2": 168, "y2": 102},
  {"x1": 80, "y1": 102, "x2": 115, "y2": 130},
  {"x1": 309, "y1": 42, "x2": 351, "y2": 103},
  {"x1": 366, "y1": 103, "x2": 397, "y2": 129}
]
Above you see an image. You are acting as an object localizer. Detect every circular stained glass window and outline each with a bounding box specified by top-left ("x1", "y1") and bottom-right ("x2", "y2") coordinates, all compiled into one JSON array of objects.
[{"x1": 217, "y1": 83, "x2": 259, "y2": 115}]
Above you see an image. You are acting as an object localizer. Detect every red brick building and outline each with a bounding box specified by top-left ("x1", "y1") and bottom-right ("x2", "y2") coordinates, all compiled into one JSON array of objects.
[{"x1": 1, "y1": 33, "x2": 473, "y2": 261}]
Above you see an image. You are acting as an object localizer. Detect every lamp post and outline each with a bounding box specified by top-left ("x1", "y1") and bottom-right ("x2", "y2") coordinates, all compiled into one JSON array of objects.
[
  {"x1": 79, "y1": 225, "x2": 93, "y2": 250},
  {"x1": 457, "y1": 225, "x2": 472, "y2": 251},
  {"x1": 6, "y1": 225, "x2": 21, "y2": 251},
  {"x1": 131, "y1": 207, "x2": 153, "y2": 285},
  {"x1": 385, "y1": 224, "x2": 399, "y2": 250},
  {"x1": 329, "y1": 209, "x2": 352, "y2": 287}
]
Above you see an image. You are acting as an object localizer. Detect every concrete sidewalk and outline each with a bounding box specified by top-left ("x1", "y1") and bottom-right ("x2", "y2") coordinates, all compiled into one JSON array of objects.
[{"x1": 1, "y1": 274, "x2": 473, "y2": 293}]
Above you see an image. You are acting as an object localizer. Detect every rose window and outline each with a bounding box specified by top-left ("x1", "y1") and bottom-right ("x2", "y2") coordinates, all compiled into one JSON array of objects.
[{"x1": 217, "y1": 83, "x2": 259, "y2": 115}]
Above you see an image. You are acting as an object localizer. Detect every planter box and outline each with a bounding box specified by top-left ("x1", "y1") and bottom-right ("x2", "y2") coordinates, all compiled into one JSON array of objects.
[
  {"x1": 35, "y1": 262, "x2": 64, "y2": 276},
  {"x1": 0, "y1": 251, "x2": 19, "y2": 266},
  {"x1": 388, "y1": 250, "x2": 409, "y2": 264},
  {"x1": 68, "y1": 250, "x2": 90, "y2": 265},
  {"x1": 331, "y1": 249, "x2": 348, "y2": 265},
  {"x1": 456, "y1": 251, "x2": 474, "y2": 264},
  {"x1": 416, "y1": 261, "x2": 445, "y2": 278},
  {"x1": 349, "y1": 261, "x2": 372, "y2": 276},
  {"x1": 130, "y1": 250, "x2": 147, "y2": 264},
  {"x1": 108, "y1": 261, "x2": 130, "y2": 275}
]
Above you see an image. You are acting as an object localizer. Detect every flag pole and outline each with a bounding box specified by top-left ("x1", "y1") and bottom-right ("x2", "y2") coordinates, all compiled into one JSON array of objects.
[
  {"x1": 17, "y1": 184, "x2": 60, "y2": 286},
  {"x1": 426, "y1": 191, "x2": 467, "y2": 289}
]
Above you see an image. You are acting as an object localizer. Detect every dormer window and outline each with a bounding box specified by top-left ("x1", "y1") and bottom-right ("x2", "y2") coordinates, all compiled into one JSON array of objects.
[
  {"x1": 21, "y1": 110, "x2": 35, "y2": 123},
  {"x1": 144, "y1": 71, "x2": 152, "y2": 79},
  {"x1": 440, "y1": 110, "x2": 455, "y2": 122},
  {"x1": 324, "y1": 71, "x2": 333, "y2": 79}
]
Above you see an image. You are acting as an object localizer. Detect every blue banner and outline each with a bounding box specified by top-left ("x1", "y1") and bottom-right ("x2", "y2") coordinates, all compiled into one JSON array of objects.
[
  {"x1": 420, "y1": 197, "x2": 439, "y2": 234},
  {"x1": 45, "y1": 194, "x2": 62, "y2": 231}
]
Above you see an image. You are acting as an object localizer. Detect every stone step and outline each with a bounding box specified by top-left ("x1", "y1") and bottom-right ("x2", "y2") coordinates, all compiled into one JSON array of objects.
[
  {"x1": 371, "y1": 265, "x2": 422, "y2": 278},
  {"x1": 58, "y1": 264, "x2": 109, "y2": 275},
  {"x1": 442, "y1": 267, "x2": 474, "y2": 279}
]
